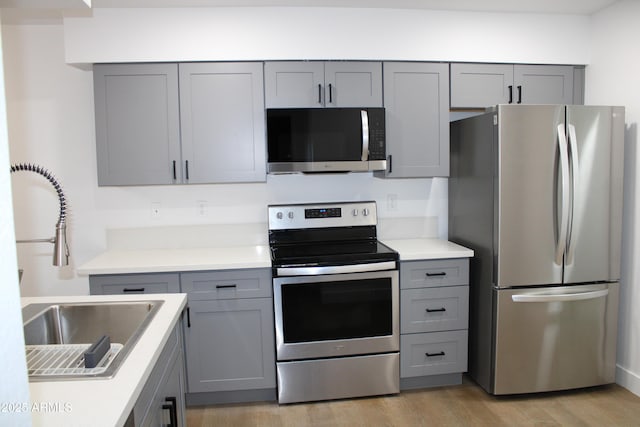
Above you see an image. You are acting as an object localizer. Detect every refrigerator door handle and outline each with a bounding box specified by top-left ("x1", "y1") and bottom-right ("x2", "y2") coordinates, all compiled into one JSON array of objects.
[
  {"x1": 511, "y1": 288, "x2": 609, "y2": 303},
  {"x1": 566, "y1": 124, "x2": 580, "y2": 265},
  {"x1": 555, "y1": 124, "x2": 571, "y2": 265}
]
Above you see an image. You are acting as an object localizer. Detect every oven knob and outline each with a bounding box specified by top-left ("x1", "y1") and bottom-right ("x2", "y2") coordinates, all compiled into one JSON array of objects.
[
  {"x1": 362, "y1": 208, "x2": 370, "y2": 216},
  {"x1": 288, "y1": 211, "x2": 294, "y2": 219},
  {"x1": 276, "y1": 212, "x2": 283, "y2": 219},
  {"x1": 352, "y1": 209, "x2": 359, "y2": 216}
]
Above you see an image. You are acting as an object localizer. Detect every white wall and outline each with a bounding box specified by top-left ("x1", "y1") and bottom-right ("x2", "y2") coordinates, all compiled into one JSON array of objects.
[
  {"x1": 63, "y1": 7, "x2": 590, "y2": 64},
  {"x1": 0, "y1": 13, "x2": 31, "y2": 427},
  {"x1": 589, "y1": 0, "x2": 640, "y2": 397}
]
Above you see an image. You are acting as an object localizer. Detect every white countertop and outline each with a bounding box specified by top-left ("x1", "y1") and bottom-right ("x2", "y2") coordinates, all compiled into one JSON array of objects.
[
  {"x1": 77, "y1": 240, "x2": 473, "y2": 276},
  {"x1": 23, "y1": 293, "x2": 187, "y2": 427},
  {"x1": 382, "y1": 238, "x2": 474, "y2": 260},
  {"x1": 77, "y1": 245, "x2": 271, "y2": 275}
]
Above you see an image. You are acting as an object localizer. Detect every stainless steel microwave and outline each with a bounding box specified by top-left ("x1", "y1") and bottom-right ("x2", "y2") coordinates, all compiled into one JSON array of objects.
[{"x1": 266, "y1": 108, "x2": 386, "y2": 173}]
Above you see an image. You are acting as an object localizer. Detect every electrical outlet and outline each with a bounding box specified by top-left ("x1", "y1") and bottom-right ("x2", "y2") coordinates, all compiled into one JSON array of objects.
[
  {"x1": 151, "y1": 202, "x2": 161, "y2": 218},
  {"x1": 387, "y1": 194, "x2": 398, "y2": 211},
  {"x1": 197, "y1": 200, "x2": 208, "y2": 216}
]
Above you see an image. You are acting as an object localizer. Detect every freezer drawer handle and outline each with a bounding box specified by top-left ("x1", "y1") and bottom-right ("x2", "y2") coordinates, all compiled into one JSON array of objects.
[
  {"x1": 426, "y1": 307, "x2": 446, "y2": 313},
  {"x1": 425, "y1": 351, "x2": 445, "y2": 357},
  {"x1": 216, "y1": 284, "x2": 237, "y2": 289},
  {"x1": 511, "y1": 289, "x2": 609, "y2": 303},
  {"x1": 426, "y1": 272, "x2": 446, "y2": 277}
]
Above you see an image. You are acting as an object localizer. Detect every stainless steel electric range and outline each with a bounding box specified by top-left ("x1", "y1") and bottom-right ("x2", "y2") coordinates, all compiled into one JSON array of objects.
[{"x1": 268, "y1": 201, "x2": 400, "y2": 404}]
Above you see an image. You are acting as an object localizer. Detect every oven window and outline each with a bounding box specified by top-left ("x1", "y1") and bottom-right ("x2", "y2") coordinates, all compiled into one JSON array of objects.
[{"x1": 281, "y1": 277, "x2": 392, "y2": 343}]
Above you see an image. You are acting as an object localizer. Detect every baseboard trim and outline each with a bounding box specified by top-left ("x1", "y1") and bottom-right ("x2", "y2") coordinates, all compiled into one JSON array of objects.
[{"x1": 616, "y1": 364, "x2": 640, "y2": 397}]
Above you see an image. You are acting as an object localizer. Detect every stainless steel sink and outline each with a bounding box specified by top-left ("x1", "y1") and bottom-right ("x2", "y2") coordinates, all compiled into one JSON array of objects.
[{"x1": 22, "y1": 300, "x2": 163, "y2": 381}]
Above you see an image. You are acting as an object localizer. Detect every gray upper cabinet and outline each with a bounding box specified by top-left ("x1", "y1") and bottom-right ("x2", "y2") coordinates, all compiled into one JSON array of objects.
[
  {"x1": 377, "y1": 62, "x2": 449, "y2": 178},
  {"x1": 93, "y1": 62, "x2": 266, "y2": 186},
  {"x1": 264, "y1": 61, "x2": 382, "y2": 108},
  {"x1": 179, "y1": 62, "x2": 266, "y2": 183},
  {"x1": 450, "y1": 63, "x2": 576, "y2": 109},
  {"x1": 94, "y1": 63, "x2": 181, "y2": 186},
  {"x1": 514, "y1": 65, "x2": 574, "y2": 105}
]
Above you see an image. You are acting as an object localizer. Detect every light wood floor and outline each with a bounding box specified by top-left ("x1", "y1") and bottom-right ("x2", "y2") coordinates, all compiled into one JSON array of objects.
[{"x1": 186, "y1": 379, "x2": 640, "y2": 426}]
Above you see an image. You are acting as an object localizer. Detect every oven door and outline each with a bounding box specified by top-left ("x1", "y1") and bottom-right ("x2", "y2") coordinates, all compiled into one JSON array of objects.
[{"x1": 273, "y1": 269, "x2": 399, "y2": 361}]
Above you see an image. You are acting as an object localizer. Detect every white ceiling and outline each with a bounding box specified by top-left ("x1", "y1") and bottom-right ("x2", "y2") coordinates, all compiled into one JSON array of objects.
[
  {"x1": 0, "y1": 0, "x2": 620, "y2": 15},
  {"x1": 89, "y1": 0, "x2": 618, "y2": 15}
]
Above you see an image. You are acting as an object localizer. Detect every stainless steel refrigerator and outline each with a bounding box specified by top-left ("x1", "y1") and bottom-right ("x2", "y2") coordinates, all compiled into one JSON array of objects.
[{"x1": 449, "y1": 104, "x2": 624, "y2": 395}]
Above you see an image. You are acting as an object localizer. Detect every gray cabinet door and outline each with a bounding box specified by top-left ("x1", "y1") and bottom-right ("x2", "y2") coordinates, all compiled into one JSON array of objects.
[
  {"x1": 324, "y1": 62, "x2": 383, "y2": 108},
  {"x1": 380, "y1": 62, "x2": 449, "y2": 178},
  {"x1": 450, "y1": 63, "x2": 577, "y2": 108},
  {"x1": 264, "y1": 61, "x2": 382, "y2": 108},
  {"x1": 179, "y1": 62, "x2": 266, "y2": 183},
  {"x1": 184, "y1": 298, "x2": 276, "y2": 393},
  {"x1": 450, "y1": 63, "x2": 514, "y2": 108},
  {"x1": 94, "y1": 63, "x2": 181, "y2": 185},
  {"x1": 264, "y1": 61, "x2": 324, "y2": 108},
  {"x1": 514, "y1": 65, "x2": 574, "y2": 105}
]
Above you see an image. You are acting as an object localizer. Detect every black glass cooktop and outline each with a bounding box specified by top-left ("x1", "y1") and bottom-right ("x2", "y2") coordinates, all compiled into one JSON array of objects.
[{"x1": 270, "y1": 239, "x2": 398, "y2": 267}]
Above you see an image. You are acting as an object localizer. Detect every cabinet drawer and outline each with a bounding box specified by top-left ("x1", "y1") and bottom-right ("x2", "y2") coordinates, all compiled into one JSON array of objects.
[
  {"x1": 401, "y1": 286, "x2": 469, "y2": 334},
  {"x1": 400, "y1": 259, "x2": 469, "y2": 289},
  {"x1": 181, "y1": 268, "x2": 272, "y2": 300},
  {"x1": 400, "y1": 330, "x2": 468, "y2": 378},
  {"x1": 89, "y1": 273, "x2": 180, "y2": 295}
]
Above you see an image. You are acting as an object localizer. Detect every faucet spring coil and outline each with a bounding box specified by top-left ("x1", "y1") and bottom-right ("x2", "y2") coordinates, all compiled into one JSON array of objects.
[{"x1": 10, "y1": 163, "x2": 67, "y2": 224}]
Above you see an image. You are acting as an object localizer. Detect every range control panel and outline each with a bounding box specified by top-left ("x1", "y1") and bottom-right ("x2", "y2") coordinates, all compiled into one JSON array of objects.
[{"x1": 268, "y1": 201, "x2": 377, "y2": 230}]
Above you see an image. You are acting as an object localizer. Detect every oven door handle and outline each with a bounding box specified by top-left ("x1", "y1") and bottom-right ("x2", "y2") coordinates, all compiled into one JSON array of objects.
[{"x1": 276, "y1": 261, "x2": 396, "y2": 276}]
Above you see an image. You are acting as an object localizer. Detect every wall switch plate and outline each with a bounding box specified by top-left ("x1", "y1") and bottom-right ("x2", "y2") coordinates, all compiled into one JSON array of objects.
[{"x1": 151, "y1": 202, "x2": 161, "y2": 218}]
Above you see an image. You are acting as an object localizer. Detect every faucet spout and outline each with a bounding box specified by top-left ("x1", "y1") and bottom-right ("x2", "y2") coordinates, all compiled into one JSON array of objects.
[{"x1": 53, "y1": 220, "x2": 69, "y2": 267}]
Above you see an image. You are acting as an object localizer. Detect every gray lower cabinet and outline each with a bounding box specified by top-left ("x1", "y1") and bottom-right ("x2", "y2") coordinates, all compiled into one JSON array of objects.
[
  {"x1": 93, "y1": 62, "x2": 266, "y2": 186},
  {"x1": 127, "y1": 322, "x2": 187, "y2": 427},
  {"x1": 181, "y1": 269, "x2": 276, "y2": 404},
  {"x1": 90, "y1": 267, "x2": 276, "y2": 405},
  {"x1": 450, "y1": 63, "x2": 579, "y2": 108},
  {"x1": 376, "y1": 62, "x2": 450, "y2": 178},
  {"x1": 264, "y1": 61, "x2": 383, "y2": 108},
  {"x1": 399, "y1": 258, "x2": 470, "y2": 390}
]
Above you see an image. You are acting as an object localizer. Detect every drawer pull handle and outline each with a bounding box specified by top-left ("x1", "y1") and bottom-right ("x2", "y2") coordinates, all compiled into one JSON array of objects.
[
  {"x1": 216, "y1": 284, "x2": 237, "y2": 289},
  {"x1": 426, "y1": 307, "x2": 446, "y2": 313},
  {"x1": 426, "y1": 272, "x2": 446, "y2": 277},
  {"x1": 426, "y1": 351, "x2": 445, "y2": 357},
  {"x1": 123, "y1": 287, "x2": 145, "y2": 293},
  {"x1": 162, "y1": 396, "x2": 178, "y2": 427}
]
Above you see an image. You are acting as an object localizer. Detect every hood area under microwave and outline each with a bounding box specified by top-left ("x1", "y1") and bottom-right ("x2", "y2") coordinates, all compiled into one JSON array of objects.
[{"x1": 266, "y1": 107, "x2": 387, "y2": 174}]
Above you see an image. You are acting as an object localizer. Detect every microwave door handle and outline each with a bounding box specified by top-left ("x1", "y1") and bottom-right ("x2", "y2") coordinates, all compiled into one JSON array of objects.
[{"x1": 361, "y1": 110, "x2": 369, "y2": 161}]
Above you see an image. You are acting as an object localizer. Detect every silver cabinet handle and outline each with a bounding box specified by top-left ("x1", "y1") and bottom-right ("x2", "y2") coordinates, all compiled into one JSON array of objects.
[
  {"x1": 566, "y1": 123, "x2": 580, "y2": 265},
  {"x1": 555, "y1": 124, "x2": 570, "y2": 265},
  {"x1": 361, "y1": 110, "x2": 369, "y2": 161},
  {"x1": 512, "y1": 289, "x2": 608, "y2": 303}
]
